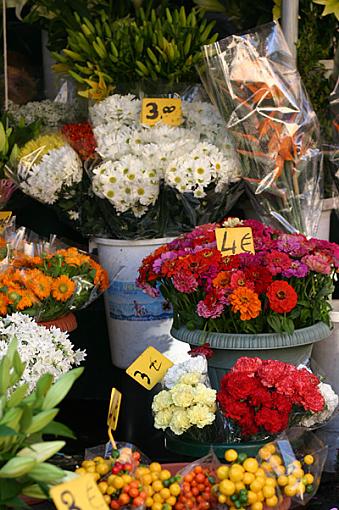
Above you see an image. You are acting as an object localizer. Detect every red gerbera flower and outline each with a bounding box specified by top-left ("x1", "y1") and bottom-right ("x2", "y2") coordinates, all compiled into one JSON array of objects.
[{"x1": 266, "y1": 280, "x2": 298, "y2": 313}]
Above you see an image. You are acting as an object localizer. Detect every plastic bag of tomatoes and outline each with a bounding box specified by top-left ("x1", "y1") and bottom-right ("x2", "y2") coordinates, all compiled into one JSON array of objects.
[{"x1": 175, "y1": 450, "x2": 220, "y2": 510}]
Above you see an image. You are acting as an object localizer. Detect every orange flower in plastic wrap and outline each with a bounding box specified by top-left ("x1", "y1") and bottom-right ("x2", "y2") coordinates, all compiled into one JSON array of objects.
[
  {"x1": 58, "y1": 247, "x2": 89, "y2": 266},
  {"x1": 51, "y1": 275, "x2": 76, "y2": 302},
  {"x1": 12, "y1": 256, "x2": 43, "y2": 268},
  {"x1": 90, "y1": 259, "x2": 109, "y2": 291},
  {"x1": 229, "y1": 287, "x2": 261, "y2": 321}
]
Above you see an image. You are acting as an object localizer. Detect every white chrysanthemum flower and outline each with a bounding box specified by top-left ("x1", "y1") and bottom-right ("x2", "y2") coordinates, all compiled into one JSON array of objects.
[
  {"x1": 68, "y1": 210, "x2": 80, "y2": 221},
  {"x1": 0, "y1": 313, "x2": 86, "y2": 392},
  {"x1": 164, "y1": 356, "x2": 208, "y2": 389},
  {"x1": 18, "y1": 145, "x2": 82, "y2": 205},
  {"x1": 300, "y1": 382, "x2": 339, "y2": 428},
  {"x1": 89, "y1": 94, "x2": 141, "y2": 127}
]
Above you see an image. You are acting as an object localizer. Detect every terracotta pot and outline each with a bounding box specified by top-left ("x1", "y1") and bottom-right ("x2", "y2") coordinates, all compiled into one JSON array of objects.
[{"x1": 38, "y1": 312, "x2": 77, "y2": 333}]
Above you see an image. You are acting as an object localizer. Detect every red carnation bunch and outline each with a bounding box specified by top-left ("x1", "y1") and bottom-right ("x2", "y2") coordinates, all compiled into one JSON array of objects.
[
  {"x1": 217, "y1": 357, "x2": 325, "y2": 438},
  {"x1": 62, "y1": 122, "x2": 97, "y2": 161}
]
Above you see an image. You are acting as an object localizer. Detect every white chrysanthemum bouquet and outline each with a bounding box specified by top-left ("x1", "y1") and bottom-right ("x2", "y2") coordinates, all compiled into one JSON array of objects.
[
  {"x1": 11, "y1": 133, "x2": 83, "y2": 205},
  {"x1": 88, "y1": 94, "x2": 242, "y2": 238},
  {"x1": 0, "y1": 313, "x2": 86, "y2": 392}
]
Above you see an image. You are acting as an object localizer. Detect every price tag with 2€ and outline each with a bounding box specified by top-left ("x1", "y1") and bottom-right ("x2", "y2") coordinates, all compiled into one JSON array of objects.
[
  {"x1": 126, "y1": 346, "x2": 173, "y2": 390},
  {"x1": 215, "y1": 227, "x2": 255, "y2": 257},
  {"x1": 141, "y1": 98, "x2": 182, "y2": 127},
  {"x1": 50, "y1": 473, "x2": 109, "y2": 510}
]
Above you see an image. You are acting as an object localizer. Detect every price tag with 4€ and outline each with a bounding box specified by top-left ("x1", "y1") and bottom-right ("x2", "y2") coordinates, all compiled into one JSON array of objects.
[
  {"x1": 50, "y1": 473, "x2": 109, "y2": 510},
  {"x1": 126, "y1": 346, "x2": 173, "y2": 390},
  {"x1": 0, "y1": 211, "x2": 12, "y2": 233},
  {"x1": 215, "y1": 227, "x2": 255, "y2": 257},
  {"x1": 141, "y1": 98, "x2": 182, "y2": 127}
]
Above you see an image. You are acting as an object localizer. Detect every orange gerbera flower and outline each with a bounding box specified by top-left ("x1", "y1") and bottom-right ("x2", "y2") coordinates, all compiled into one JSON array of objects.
[
  {"x1": 12, "y1": 255, "x2": 43, "y2": 268},
  {"x1": 24, "y1": 269, "x2": 52, "y2": 300},
  {"x1": 15, "y1": 290, "x2": 38, "y2": 311},
  {"x1": 229, "y1": 287, "x2": 261, "y2": 321},
  {"x1": 0, "y1": 294, "x2": 9, "y2": 315},
  {"x1": 213, "y1": 271, "x2": 231, "y2": 289},
  {"x1": 51, "y1": 275, "x2": 76, "y2": 302}
]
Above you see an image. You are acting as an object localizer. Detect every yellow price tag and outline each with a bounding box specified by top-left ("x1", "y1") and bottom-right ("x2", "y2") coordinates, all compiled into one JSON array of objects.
[
  {"x1": 141, "y1": 98, "x2": 182, "y2": 126},
  {"x1": 126, "y1": 346, "x2": 173, "y2": 390},
  {"x1": 0, "y1": 211, "x2": 12, "y2": 233},
  {"x1": 50, "y1": 473, "x2": 109, "y2": 510},
  {"x1": 215, "y1": 227, "x2": 255, "y2": 257},
  {"x1": 107, "y1": 387, "x2": 121, "y2": 431}
]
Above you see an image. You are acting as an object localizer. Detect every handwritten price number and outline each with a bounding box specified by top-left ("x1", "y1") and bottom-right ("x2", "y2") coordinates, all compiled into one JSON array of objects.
[
  {"x1": 141, "y1": 98, "x2": 182, "y2": 126},
  {"x1": 215, "y1": 227, "x2": 255, "y2": 257},
  {"x1": 50, "y1": 474, "x2": 109, "y2": 510},
  {"x1": 126, "y1": 346, "x2": 173, "y2": 390}
]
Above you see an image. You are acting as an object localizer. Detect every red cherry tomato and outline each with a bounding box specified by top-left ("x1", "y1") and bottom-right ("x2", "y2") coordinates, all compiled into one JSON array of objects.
[
  {"x1": 110, "y1": 501, "x2": 120, "y2": 510},
  {"x1": 133, "y1": 497, "x2": 144, "y2": 507},
  {"x1": 194, "y1": 466, "x2": 203, "y2": 474}
]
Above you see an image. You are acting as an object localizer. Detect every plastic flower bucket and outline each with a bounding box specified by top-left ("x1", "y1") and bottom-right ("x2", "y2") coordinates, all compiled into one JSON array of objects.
[
  {"x1": 171, "y1": 322, "x2": 331, "y2": 389},
  {"x1": 94, "y1": 237, "x2": 189, "y2": 368}
]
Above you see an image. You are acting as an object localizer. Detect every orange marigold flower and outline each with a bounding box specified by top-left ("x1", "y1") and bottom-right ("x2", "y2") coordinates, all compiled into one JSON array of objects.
[
  {"x1": 51, "y1": 275, "x2": 76, "y2": 302},
  {"x1": 15, "y1": 290, "x2": 38, "y2": 311},
  {"x1": 229, "y1": 287, "x2": 261, "y2": 321},
  {"x1": 90, "y1": 260, "x2": 109, "y2": 291},
  {"x1": 213, "y1": 271, "x2": 231, "y2": 289},
  {"x1": 0, "y1": 294, "x2": 9, "y2": 315}
]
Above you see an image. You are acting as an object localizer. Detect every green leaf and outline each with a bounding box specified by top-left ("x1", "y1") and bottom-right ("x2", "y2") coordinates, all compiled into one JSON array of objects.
[
  {"x1": 267, "y1": 314, "x2": 284, "y2": 333},
  {"x1": 7, "y1": 384, "x2": 29, "y2": 408},
  {"x1": 313, "y1": 0, "x2": 339, "y2": 20},
  {"x1": 0, "y1": 123, "x2": 7, "y2": 155},
  {"x1": 17, "y1": 441, "x2": 65, "y2": 463},
  {"x1": 0, "y1": 478, "x2": 22, "y2": 504},
  {"x1": 42, "y1": 368, "x2": 83, "y2": 410},
  {"x1": 41, "y1": 420, "x2": 76, "y2": 439},
  {"x1": 26, "y1": 409, "x2": 59, "y2": 435},
  {"x1": 0, "y1": 424, "x2": 17, "y2": 436}
]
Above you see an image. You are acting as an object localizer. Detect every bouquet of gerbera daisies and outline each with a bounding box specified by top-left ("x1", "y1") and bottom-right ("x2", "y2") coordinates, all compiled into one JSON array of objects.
[
  {"x1": 0, "y1": 246, "x2": 108, "y2": 321},
  {"x1": 137, "y1": 218, "x2": 339, "y2": 334}
]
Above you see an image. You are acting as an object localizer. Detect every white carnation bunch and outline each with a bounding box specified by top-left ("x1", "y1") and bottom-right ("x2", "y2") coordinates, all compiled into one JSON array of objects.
[{"x1": 0, "y1": 313, "x2": 86, "y2": 392}]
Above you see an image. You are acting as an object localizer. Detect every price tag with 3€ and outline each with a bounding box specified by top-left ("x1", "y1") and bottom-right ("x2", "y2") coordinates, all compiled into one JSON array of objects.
[
  {"x1": 50, "y1": 473, "x2": 109, "y2": 510},
  {"x1": 141, "y1": 98, "x2": 182, "y2": 127},
  {"x1": 107, "y1": 387, "x2": 121, "y2": 431},
  {"x1": 126, "y1": 346, "x2": 173, "y2": 390},
  {"x1": 215, "y1": 227, "x2": 255, "y2": 257}
]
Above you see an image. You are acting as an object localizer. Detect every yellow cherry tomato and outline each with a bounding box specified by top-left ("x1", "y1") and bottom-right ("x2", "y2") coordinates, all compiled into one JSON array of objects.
[
  {"x1": 160, "y1": 470, "x2": 171, "y2": 481},
  {"x1": 86, "y1": 466, "x2": 96, "y2": 473},
  {"x1": 262, "y1": 486, "x2": 275, "y2": 498},
  {"x1": 277, "y1": 475, "x2": 288, "y2": 487},
  {"x1": 113, "y1": 476, "x2": 124, "y2": 489},
  {"x1": 261, "y1": 462, "x2": 273, "y2": 473},
  {"x1": 107, "y1": 487, "x2": 115, "y2": 496},
  {"x1": 266, "y1": 444, "x2": 276, "y2": 454},
  {"x1": 219, "y1": 479, "x2": 236, "y2": 496},
  {"x1": 217, "y1": 465, "x2": 230, "y2": 480},
  {"x1": 303, "y1": 473, "x2": 314, "y2": 485},
  {"x1": 150, "y1": 463, "x2": 162, "y2": 473},
  {"x1": 255, "y1": 468, "x2": 265, "y2": 478},
  {"x1": 235, "y1": 482, "x2": 245, "y2": 492},
  {"x1": 258, "y1": 447, "x2": 271, "y2": 461},
  {"x1": 122, "y1": 474, "x2": 132, "y2": 484},
  {"x1": 160, "y1": 488, "x2": 171, "y2": 500},
  {"x1": 152, "y1": 480, "x2": 163, "y2": 493},
  {"x1": 218, "y1": 495, "x2": 227, "y2": 504},
  {"x1": 269, "y1": 455, "x2": 282, "y2": 467},
  {"x1": 250, "y1": 479, "x2": 264, "y2": 493},
  {"x1": 153, "y1": 494, "x2": 163, "y2": 503},
  {"x1": 166, "y1": 496, "x2": 177, "y2": 506},
  {"x1": 284, "y1": 485, "x2": 297, "y2": 497},
  {"x1": 96, "y1": 463, "x2": 110, "y2": 476},
  {"x1": 265, "y1": 495, "x2": 278, "y2": 507},
  {"x1": 275, "y1": 465, "x2": 286, "y2": 476},
  {"x1": 152, "y1": 503, "x2": 162, "y2": 510},
  {"x1": 142, "y1": 474, "x2": 153, "y2": 486},
  {"x1": 146, "y1": 497, "x2": 154, "y2": 507},
  {"x1": 75, "y1": 468, "x2": 86, "y2": 475},
  {"x1": 243, "y1": 472, "x2": 255, "y2": 485},
  {"x1": 295, "y1": 482, "x2": 306, "y2": 495},
  {"x1": 304, "y1": 455, "x2": 314, "y2": 465},
  {"x1": 225, "y1": 449, "x2": 238, "y2": 462},
  {"x1": 256, "y1": 490, "x2": 264, "y2": 502},
  {"x1": 229, "y1": 466, "x2": 244, "y2": 482},
  {"x1": 293, "y1": 468, "x2": 305, "y2": 479},
  {"x1": 98, "y1": 482, "x2": 108, "y2": 495},
  {"x1": 169, "y1": 483, "x2": 181, "y2": 497},
  {"x1": 251, "y1": 504, "x2": 263, "y2": 510},
  {"x1": 151, "y1": 472, "x2": 160, "y2": 481},
  {"x1": 287, "y1": 475, "x2": 297, "y2": 486},
  {"x1": 243, "y1": 458, "x2": 259, "y2": 474},
  {"x1": 82, "y1": 460, "x2": 95, "y2": 469},
  {"x1": 264, "y1": 478, "x2": 276, "y2": 488},
  {"x1": 247, "y1": 491, "x2": 257, "y2": 504}
]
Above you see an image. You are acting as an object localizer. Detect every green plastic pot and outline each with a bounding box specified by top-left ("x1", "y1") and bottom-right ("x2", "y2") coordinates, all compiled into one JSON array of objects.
[
  {"x1": 165, "y1": 430, "x2": 269, "y2": 459},
  {"x1": 171, "y1": 322, "x2": 331, "y2": 389}
]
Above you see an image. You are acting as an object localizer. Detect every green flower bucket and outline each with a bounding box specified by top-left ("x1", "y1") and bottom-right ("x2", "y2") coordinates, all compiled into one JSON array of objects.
[
  {"x1": 171, "y1": 322, "x2": 331, "y2": 389},
  {"x1": 165, "y1": 430, "x2": 269, "y2": 459}
]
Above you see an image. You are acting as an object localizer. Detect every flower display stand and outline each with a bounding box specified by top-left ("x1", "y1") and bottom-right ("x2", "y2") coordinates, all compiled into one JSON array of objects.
[
  {"x1": 94, "y1": 237, "x2": 189, "y2": 368},
  {"x1": 171, "y1": 322, "x2": 331, "y2": 389}
]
